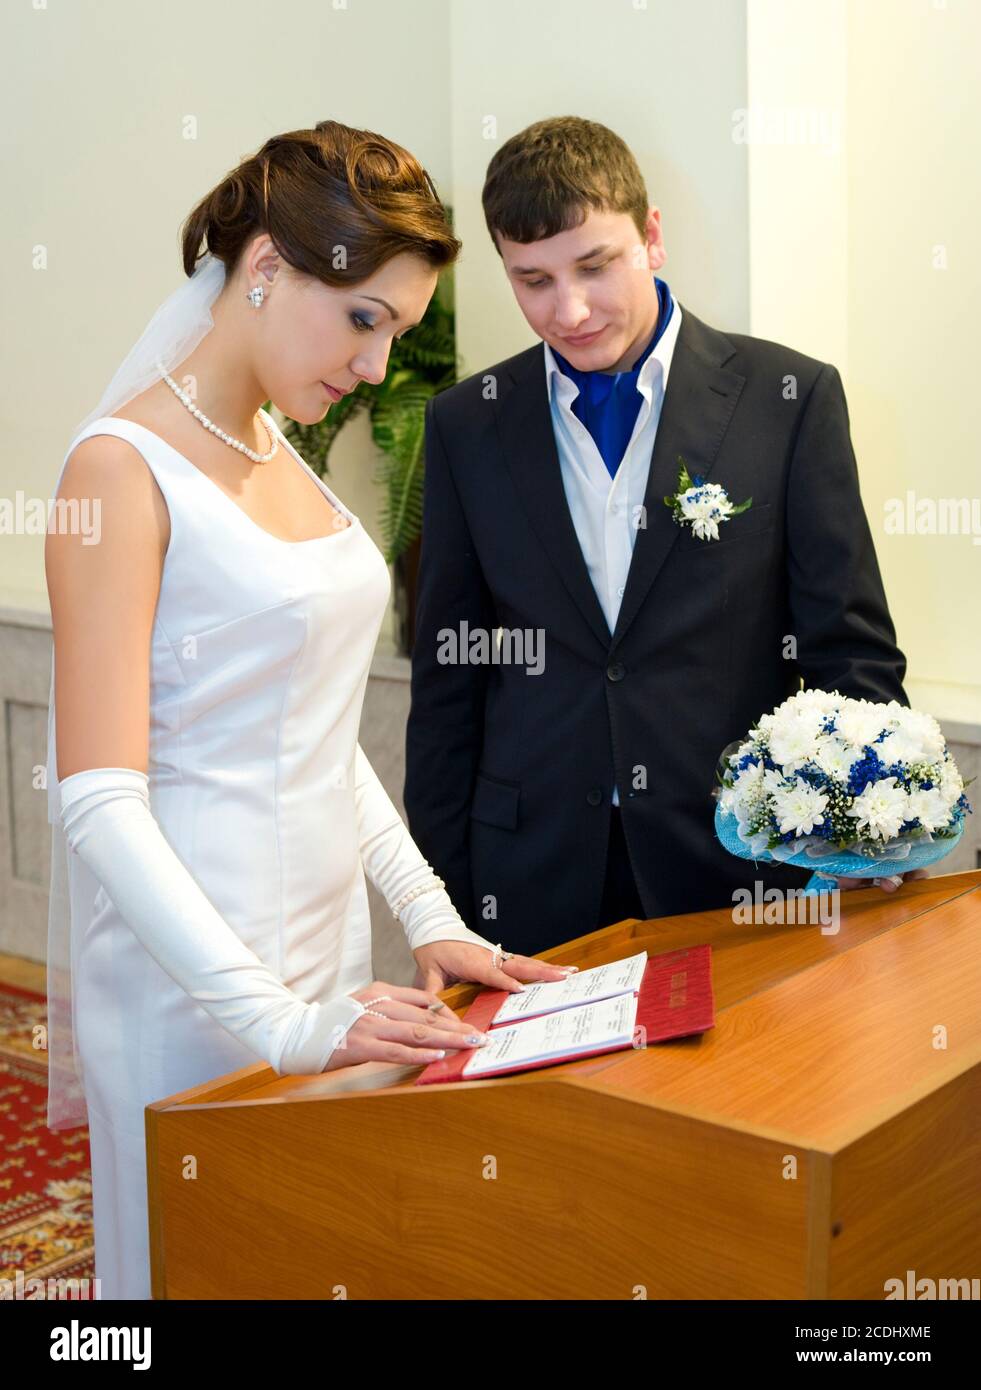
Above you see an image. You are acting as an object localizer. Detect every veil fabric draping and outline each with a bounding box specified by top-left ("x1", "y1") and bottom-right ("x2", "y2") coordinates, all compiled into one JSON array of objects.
[{"x1": 45, "y1": 253, "x2": 227, "y2": 1130}]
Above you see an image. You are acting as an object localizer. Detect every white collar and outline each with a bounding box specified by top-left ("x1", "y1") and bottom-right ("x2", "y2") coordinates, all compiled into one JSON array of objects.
[{"x1": 543, "y1": 295, "x2": 684, "y2": 406}]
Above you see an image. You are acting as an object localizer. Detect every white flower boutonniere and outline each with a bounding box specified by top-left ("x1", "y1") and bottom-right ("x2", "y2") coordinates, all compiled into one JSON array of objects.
[{"x1": 663, "y1": 456, "x2": 752, "y2": 541}]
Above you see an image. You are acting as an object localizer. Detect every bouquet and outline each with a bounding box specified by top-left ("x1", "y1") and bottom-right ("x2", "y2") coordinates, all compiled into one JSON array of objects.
[{"x1": 714, "y1": 689, "x2": 972, "y2": 885}]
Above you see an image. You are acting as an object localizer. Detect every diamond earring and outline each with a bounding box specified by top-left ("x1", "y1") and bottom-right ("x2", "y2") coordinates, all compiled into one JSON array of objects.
[{"x1": 246, "y1": 284, "x2": 265, "y2": 308}]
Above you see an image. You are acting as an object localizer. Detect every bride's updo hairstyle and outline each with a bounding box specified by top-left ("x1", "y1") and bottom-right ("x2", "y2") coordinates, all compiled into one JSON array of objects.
[{"x1": 180, "y1": 119, "x2": 461, "y2": 282}]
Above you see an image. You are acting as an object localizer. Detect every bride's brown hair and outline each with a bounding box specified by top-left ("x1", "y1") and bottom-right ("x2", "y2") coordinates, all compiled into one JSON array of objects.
[{"x1": 180, "y1": 119, "x2": 461, "y2": 282}]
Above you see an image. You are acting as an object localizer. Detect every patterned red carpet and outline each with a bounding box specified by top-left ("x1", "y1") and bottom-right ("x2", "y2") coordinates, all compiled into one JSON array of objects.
[{"x1": 0, "y1": 980, "x2": 94, "y2": 1297}]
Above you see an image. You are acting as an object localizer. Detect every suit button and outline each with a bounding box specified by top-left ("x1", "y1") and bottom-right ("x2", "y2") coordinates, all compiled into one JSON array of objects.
[
  {"x1": 586, "y1": 787, "x2": 603, "y2": 806},
  {"x1": 607, "y1": 661, "x2": 626, "y2": 681}
]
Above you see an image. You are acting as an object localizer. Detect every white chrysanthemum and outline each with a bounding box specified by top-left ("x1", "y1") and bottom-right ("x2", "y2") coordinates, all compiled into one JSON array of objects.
[
  {"x1": 768, "y1": 708, "x2": 826, "y2": 773},
  {"x1": 878, "y1": 701, "x2": 913, "y2": 737},
  {"x1": 733, "y1": 757, "x2": 765, "y2": 790},
  {"x1": 877, "y1": 729, "x2": 926, "y2": 768},
  {"x1": 937, "y1": 762, "x2": 963, "y2": 809},
  {"x1": 793, "y1": 688, "x2": 840, "y2": 715},
  {"x1": 813, "y1": 735, "x2": 855, "y2": 781},
  {"x1": 892, "y1": 706, "x2": 945, "y2": 759},
  {"x1": 847, "y1": 777, "x2": 908, "y2": 841},
  {"x1": 761, "y1": 766, "x2": 791, "y2": 798},
  {"x1": 679, "y1": 483, "x2": 733, "y2": 541},
  {"x1": 772, "y1": 778, "x2": 828, "y2": 836},
  {"x1": 907, "y1": 785, "x2": 952, "y2": 832},
  {"x1": 726, "y1": 758, "x2": 769, "y2": 817},
  {"x1": 835, "y1": 699, "x2": 886, "y2": 751}
]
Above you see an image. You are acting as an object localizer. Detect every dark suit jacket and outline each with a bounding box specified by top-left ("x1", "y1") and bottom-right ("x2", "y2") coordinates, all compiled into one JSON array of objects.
[{"x1": 403, "y1": 303, "x2": 908, "y2": 956}]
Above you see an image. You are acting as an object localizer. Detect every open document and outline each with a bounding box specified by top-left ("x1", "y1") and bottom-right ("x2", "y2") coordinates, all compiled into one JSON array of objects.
[
  {"x1": 490, "y1": 949, "x2": 649, "y2": 1025},
  {"x1": 463, "y1": 991, "x2": 639, "y2": 1077},
  {"x1": 415, "y1": 944, "x2": 715, "y2": 1085}
]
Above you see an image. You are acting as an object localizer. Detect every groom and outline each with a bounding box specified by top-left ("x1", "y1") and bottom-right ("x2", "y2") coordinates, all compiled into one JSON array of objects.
[{"x1": 403, "y1": 116, "x2": 912, "y2": 958}]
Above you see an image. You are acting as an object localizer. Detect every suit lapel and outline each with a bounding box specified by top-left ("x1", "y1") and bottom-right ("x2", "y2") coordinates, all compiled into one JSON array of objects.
[
  {"x1": 495, "y1": 305, "x2": 746, "y2": 654},
  {"x1": 611, "y1": 307, "x2": 746, "y2": 647},
  {"x1": 497, "y1": 345, "x2": 613, "y2": 650}
]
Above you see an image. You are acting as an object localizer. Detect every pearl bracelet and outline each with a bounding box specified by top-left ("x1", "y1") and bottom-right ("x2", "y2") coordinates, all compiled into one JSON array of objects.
[{"x1": 391, "y1": 875, "x2": 446, "y2": 922}]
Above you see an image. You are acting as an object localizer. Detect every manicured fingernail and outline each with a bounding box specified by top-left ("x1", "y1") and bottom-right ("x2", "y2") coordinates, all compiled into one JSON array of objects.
[
  {"x1": 560, "y1": 966, "x2": 579, "y2": 973},
  {"x1": 466, "y1": 1033, "x2": 489, "y2": 1045},
  {"x1": 433, "y1": 1049, "x2": 446, "y2": 1058}
]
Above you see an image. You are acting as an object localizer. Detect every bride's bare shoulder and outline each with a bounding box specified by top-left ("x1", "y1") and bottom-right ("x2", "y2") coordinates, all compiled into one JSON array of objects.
[{"x1": 48, "y1": 431, "x2": 170, "y2": 564}]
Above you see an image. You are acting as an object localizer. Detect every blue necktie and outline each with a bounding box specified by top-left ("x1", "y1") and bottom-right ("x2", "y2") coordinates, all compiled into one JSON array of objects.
[{"x1": 552, "y1": 277, "x2": 674, "y2": 480}]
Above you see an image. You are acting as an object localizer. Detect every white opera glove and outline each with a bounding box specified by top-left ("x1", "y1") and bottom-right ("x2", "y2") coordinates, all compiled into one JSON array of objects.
[
  {"x1": 354, "y1": 743, "x2": 501, "y2": 955},
  {"x1": 59, "y1": 767, "x2": 365, "y2": 1075}
]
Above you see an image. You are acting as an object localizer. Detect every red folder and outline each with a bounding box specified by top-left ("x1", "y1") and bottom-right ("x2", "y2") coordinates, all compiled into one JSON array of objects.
[{"x1": 415, "y1": 944, "x2": 715, "y2": 1085}]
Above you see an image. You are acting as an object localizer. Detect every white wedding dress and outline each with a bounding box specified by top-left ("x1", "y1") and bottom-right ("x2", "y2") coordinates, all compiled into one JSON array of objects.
[{"x1": 50, "y1": 410, "x2": 395, "y2": 1298}]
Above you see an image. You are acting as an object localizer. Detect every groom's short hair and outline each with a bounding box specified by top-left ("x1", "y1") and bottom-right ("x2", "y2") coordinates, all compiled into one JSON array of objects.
[{"x1": 482, "y1": 116, "x2": 649, "y2": 253}]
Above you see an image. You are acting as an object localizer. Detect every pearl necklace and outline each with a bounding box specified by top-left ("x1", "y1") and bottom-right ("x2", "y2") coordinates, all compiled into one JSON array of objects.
[{"x1": 156, "y1": 362, "x2": 278, "y2": 464}]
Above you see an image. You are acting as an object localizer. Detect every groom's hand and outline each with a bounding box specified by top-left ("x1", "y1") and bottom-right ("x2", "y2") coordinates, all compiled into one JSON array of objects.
[
  {"x1": 826, "y1": 868, "x2": 930, "y2": 894},
  {"x1": 412, "y1": 941, "x2": 577, "y2": 996}
]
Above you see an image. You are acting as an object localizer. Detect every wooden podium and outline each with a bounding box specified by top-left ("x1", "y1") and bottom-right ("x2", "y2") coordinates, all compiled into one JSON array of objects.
[{"x1": 146, "y1": 870, "x2": 981, "y2": 1299}]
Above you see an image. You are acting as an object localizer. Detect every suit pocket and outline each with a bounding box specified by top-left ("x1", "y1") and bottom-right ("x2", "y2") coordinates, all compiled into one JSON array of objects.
[
  {"x1": 470, "y1": 772, "x2": 521, "y2": 830},
  {"x1": 674, "y1": 500, "x2": 774, "y2": 554}
]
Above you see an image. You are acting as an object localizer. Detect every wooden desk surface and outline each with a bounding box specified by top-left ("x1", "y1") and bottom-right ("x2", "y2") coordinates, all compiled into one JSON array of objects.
[{"x1": 162, "y1": 869, "x2": 981, "y2": 1151}]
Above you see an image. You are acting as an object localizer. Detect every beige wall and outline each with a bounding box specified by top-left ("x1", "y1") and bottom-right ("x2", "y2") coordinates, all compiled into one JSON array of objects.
[
  {"x1": 748, "y1": 0, "x2": 981, "y2": 725},
  {"x1": 0, "y1": 0, "x2": 453, "y2": 648},
  {"x1": 448, "y1": 0, "x2": 750, "y2": 377},
  {"x1": 848, "y1": 0, "x2": 981, "y2": 724}
]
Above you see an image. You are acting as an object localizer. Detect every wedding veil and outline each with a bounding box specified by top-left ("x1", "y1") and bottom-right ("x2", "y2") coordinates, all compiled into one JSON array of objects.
[{"x1": 45, "y1": 252, "x2": 227, "y2": 1130}]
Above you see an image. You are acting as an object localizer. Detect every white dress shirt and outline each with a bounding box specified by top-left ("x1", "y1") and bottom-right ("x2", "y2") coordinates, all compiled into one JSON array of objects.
[{"x1": 543, "y1": 300, "x2": 684, "y2": 805}]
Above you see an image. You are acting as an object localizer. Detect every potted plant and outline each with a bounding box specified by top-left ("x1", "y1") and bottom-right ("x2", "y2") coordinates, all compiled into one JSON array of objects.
[{"x1": 278, "y1": 266, "x2": 459, "y2": 655}]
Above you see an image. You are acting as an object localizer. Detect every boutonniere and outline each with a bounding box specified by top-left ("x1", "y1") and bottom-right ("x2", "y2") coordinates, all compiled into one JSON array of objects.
[{"x1": 663, "y1": 456, "x2": 752, "y2": 542}]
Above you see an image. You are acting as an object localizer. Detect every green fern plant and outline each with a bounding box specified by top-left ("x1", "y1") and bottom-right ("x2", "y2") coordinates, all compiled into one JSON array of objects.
[{"x1": 280, "y1": 272, "x2": 458, "y2": 564}]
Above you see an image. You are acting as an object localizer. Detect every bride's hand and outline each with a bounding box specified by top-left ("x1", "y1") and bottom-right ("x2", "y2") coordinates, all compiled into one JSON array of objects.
[
  {"x1": 411, "y1": 941, "x2": 576, "y2": 996},
  {"x1": 322, "y1": 980, "x2": 491, "y2": 1070}
]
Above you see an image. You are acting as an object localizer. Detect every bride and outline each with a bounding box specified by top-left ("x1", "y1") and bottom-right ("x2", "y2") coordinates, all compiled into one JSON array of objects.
[{"x1": 44, "y1": 120, "x2": 572, "y2": 1300}]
